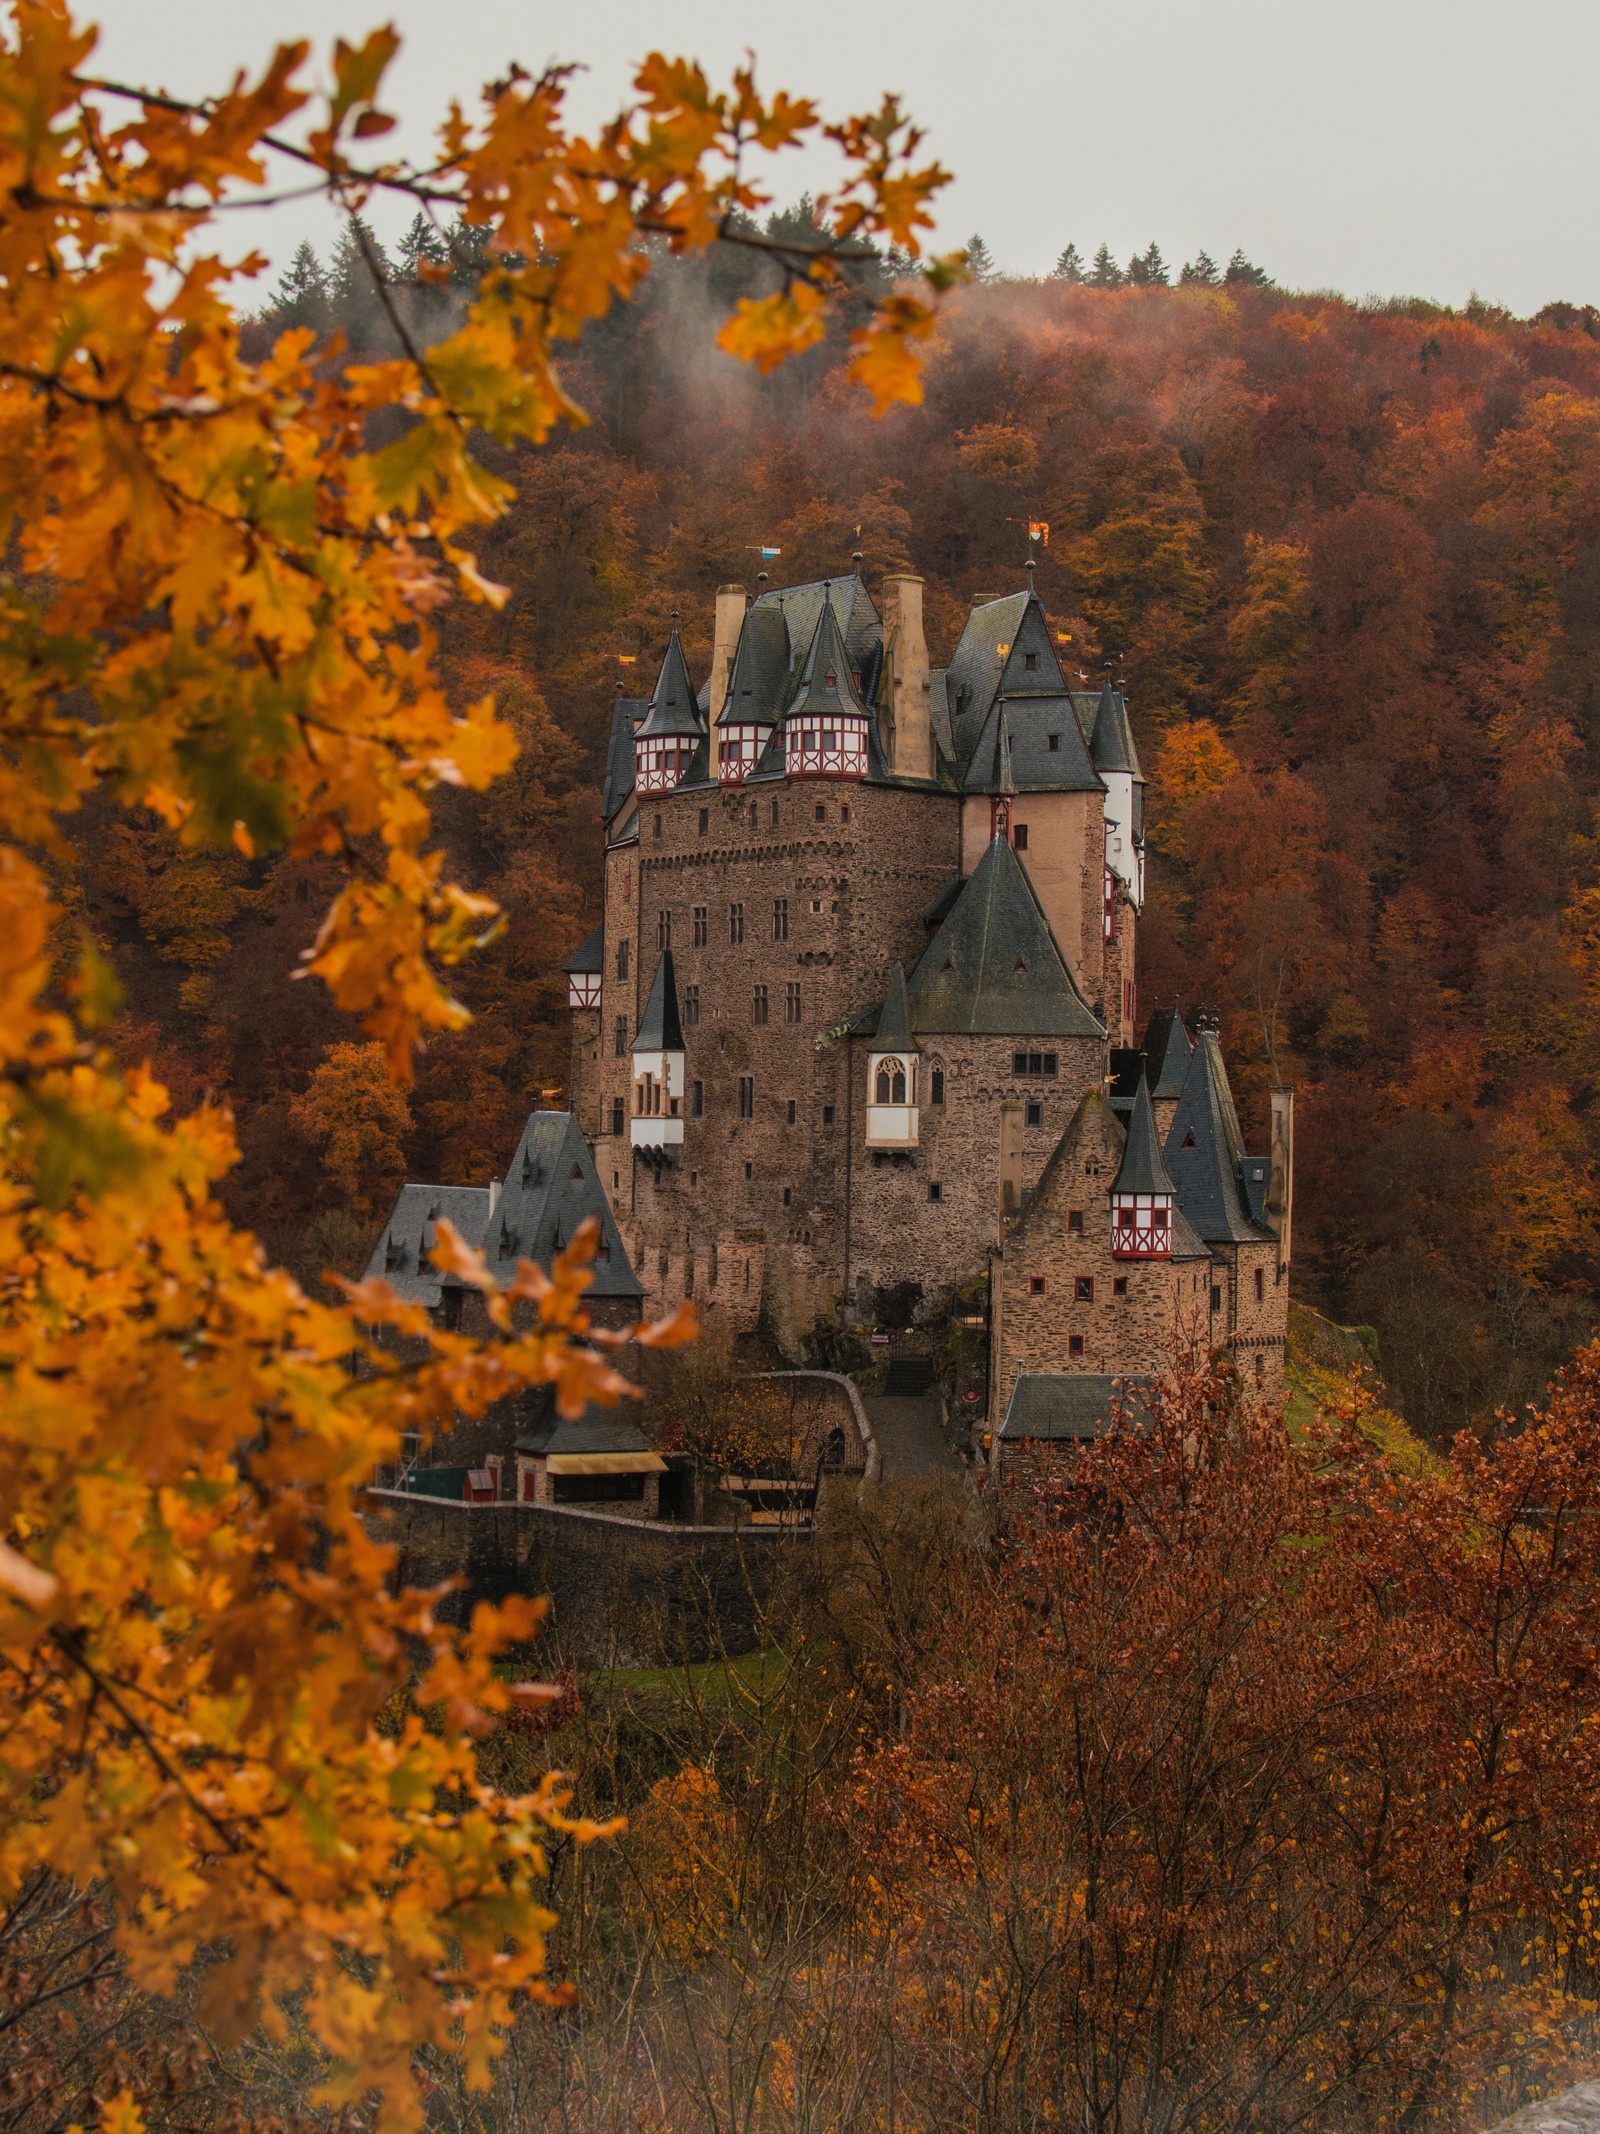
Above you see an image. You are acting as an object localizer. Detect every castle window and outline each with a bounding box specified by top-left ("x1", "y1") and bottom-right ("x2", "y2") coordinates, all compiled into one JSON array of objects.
[
  {"x1": 1048, "y1": 733, "x2": 1060, "y2": 752},
  {"x1": 875, "y1": 1057, "x2": 908, "y2": 1106},
  {"x1": 928, "y1": 1181, "x2": 943, "y2": 1202},
  {"x1": 693, "y1": 905, "x2": 708, "y2": 947},
  {"x1": 1068, "y1": 1209, "x2": 1083, "y2": 1232},
  {"x1": 815, "y1": 803, "x2": 826, "y2": 823},
  {"x1": 749, "y1": 799, "x2": 759, "y2": 830},
  {"x1": 616, "y1": 939, "x2": 630, "y2": 980},
  {"x1": 841, "y1": 804, "x2": 851, "y2": 823},
  {"x1": 657, "y1": 909, "x2": 671, "y2": 951},
  {"x1": 785, "y1": 982, "x2": 802, "y2": 1024},
  {"x1": 1024, "y1": 652, "x2": 1038, "y2": 672},
  {"x1": 822, "y1": 1104, "x2": 835, "y2": 1125},
  {"x1": 610, "y1": 1097, "x2": 624, "y2": 1135},
  {"x1": 692, "y1": 1080, "x2": 704, "y2": 1117},
  {"x1": 1211, "y1": 1285, "x2": 1222, "y2": 1312},
  {"x1": 787, "y1": 1099, "x2": 797, "y2": 1125},
  {"x1": 1076, "y1": 1276, "x2": 1094, "y2": 1302},
  {"x1": 614, "y1": 1016, "x2": 627, "y2": 1058},
  {"x1": 1113, "y1": 1276, "x2": 1128, "y2": 1297},
  {"x1": 1183, "y1": 1131, "x2": 1197, "y2": 1149},
  {"x1": 729, "y1": 902, "x2": 745, "y2": 944},
  {"x1": 1013, "y1": 1051, "x2": 1059, "y2": 1077},
  {"x1": 744, "y1": 1160, "x2": 753, "y2": 1180},
  {"x1": 752, "y1": 984, "x2": 769, "y2": 1025},
  {"x1": 1013, "y1": 823, "x2": 1029, "y2": 851},
  {"x1": 653, "y1": 813, "x2": 662, "y2": 840},
  {"x1": 811, "y1": 898, "x2": 822, "y2": 913},
  {"x1": 930, "y1": 1069, "x2": 944, "y2": 1105},
  {"x1": 1255, "y1": 1352, "x2": 1265, "y2": 1382},
  {"x1": 773, "y1": 896, "x2": 788, "y2": 941},
  {"x1": 1025, "y1": 1099, "x2": 1043, "y2": 1128},
  {"x1": 1255, "y1": 1266, "x2": 1265, "y2": 1303},
  {"x1": 441, "y1": 1289, "x2": 464, "y2": 1332},
  {"x1": 1069, "y1": 1335, "x2": 1084, "y2": 1357},
  {"x1": 698, "y1": 807, "x2": 709, "y2": 835},
  {"x1": 739, "y1": 1076, "x2": 755, "y2": 1119},
  {"x1": 1030, "y1": 1276, "x2": 1045, "y2": 1296},
  {"x1": 771, "y1": 799, "x2": 780, "y2": 826},
  {"x1": 684, "y1": 983, "x2": 700, "y2": 1026},
  {"x1": 783, "y1": 1186, "x2": 793, "y2": 1207}
]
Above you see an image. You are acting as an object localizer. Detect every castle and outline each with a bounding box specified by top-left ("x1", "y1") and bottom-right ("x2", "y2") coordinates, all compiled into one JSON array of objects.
[
  {"x1": 553, "y1": 564, "x2": 1294, "y2": 1447},
  {"x1": 361, "y1": 562, "x2": 1293, "y2": 1511}
]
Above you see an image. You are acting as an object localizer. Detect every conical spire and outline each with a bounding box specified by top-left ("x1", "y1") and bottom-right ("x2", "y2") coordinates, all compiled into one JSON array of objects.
[
  {"x1": 636, "y1": 620, "x2": 704, "y2": 739},
  {"x1": 1089, "y1": 665, "x2": 1142, "y2": 779},
  {"x1": 874, "y1": 959, "x2": 917, "y2": 1049},
  {"x1": 632, "y1": 950, "x2": 685, "y2": 1053},
  {"x1": 1163, "y1": 1029, "x2": 1266, "y2": 1242},
  {"x1": 785, "y1": 591, "x2": 872, "y2": 725},
  {"x1": 1113, "y1": 1067, "x2": 1174, "y2": 1197},
  {"x1": 993, "y1": 702, "x2": 1017, "y2": 796}
]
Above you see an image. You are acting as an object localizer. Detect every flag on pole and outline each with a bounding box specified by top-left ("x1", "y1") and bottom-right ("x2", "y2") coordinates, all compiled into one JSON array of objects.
[{"x1": 1028, "y1": 519, "x2": 1051, "y2": 546}]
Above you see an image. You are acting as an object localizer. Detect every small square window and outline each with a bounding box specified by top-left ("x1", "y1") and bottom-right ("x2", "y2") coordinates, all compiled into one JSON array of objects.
[
  {"x1": 1024, "y1": 651, "x2": 1038, "y2": 672},
  {"x1": 928, "y1": 1181, "x2": 943, "y2": 1202},
  {"x1": 698, "y1": 807, "x2": 709, "y2": 834},
  {"x1": 1025, "y1": 1099, "x2": 1043, "y2": 1128},
  {"x1": 841, "y1": 804, "x2": 851, "y2": 823},
  {"x1": 822, "y1": 1104, "x2": 835, "y2": 1125},
  {"x1": 1047, "y1": 733, "x2": 1060, "y2": 752},
  {"x1": 1113, "y1": 1276, "x2": 1128, "y2": 1297},
  {"x1": 930, "y1": 1068, "x2": 944, "y2": 1105},
  {"x1": 783, "y1": 1186, "x2": 793, "y2": 1207},
  {"x1": 811, "y1": 898, "x2": 822, "y2": 913},
  {"x1": 1075, "y1": 1275, "x2": 1094, "y2": 1302},
  {"x1": 1067, "y1": 1209, "x2": 1083, "y2": 1233},
  {"x1": 787, "y1": 1099, "x2": 797, "y2": 1125},
  {"x1": 815, "y1": 803, "x2": 826, "y2": 823},
  {"x1": 1030, "y1": 1276, "x2": 1045, "y2": 1296},
  {"x1": 1069, "y1": 1334, "x2": 1085, "y2": 1357}
]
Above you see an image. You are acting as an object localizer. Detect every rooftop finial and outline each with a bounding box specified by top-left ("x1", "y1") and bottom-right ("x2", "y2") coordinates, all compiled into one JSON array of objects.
[
  {"x1": 1025, "y1": 554, "x2": 1037, "y2": 588},
  {"x1": 851, "y1": 548, "x2": 865, "y2": 573},
  {"x1": 757, "y1": 568, "x2": 769, "y2": 588}
]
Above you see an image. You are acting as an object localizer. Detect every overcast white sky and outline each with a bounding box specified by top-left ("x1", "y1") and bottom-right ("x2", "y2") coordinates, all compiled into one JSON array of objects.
[{"x1": 84, "y1": 0, "x2": 1597, "y2": 315}]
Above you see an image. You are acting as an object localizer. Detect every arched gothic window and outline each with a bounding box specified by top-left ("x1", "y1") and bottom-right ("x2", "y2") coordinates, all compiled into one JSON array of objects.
[{"x1": 875, "y1": 1057, "x2": 908, "y2": 1106}]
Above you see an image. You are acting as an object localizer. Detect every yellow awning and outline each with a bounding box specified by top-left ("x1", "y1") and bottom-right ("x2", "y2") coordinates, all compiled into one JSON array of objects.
[{"x1": 544, "y1": 1452, "x2": 666, "y2": 1476}]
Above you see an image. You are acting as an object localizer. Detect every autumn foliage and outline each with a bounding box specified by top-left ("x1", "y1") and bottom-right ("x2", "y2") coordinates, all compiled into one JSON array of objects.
[{"x1": 0, "y1": 5, "x2": 952, "y2": 2123}]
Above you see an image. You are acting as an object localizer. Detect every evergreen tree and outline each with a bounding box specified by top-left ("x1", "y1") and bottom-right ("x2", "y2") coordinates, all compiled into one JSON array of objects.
[
  {"x1": 395, "y1": 211, "x2": 447, "y2": 283},
  {"x1": 1089, "y1": 243, "x2": 1124, "y2": 290},
  {"x1": 267, "y1": 240, "x2": 329, "y2": 333},
  {"x1": 1181, "y1": 250, "x2": 1222, "y2": 287},
  {"x1": 328, "y1": 216, "x2": 392, "y2": 308},
  {"x1": 446, "y1": 215, "x2": 496, "y2": 290},
  {"x1": 1127, "y1": 241, "x2": 1169, "y2": 288},
  {"x1": 1052, "y1": 242, "x2": 1085, "y2": 283},
  {"x1": 1224, "y1": 247, "x2": 1272, "y2": 288},
  {"x1": 965, "y1": 232, "x2": 999, "y2": 283}
]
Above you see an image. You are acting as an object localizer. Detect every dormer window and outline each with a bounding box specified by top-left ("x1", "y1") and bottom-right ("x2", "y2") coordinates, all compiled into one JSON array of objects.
[{"x1": 1112, "y1": 1191, "x2": 1174, "y2": 1260}]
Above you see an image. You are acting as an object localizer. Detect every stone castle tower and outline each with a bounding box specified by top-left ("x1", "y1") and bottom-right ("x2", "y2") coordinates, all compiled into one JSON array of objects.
[{"x1": 559, "y1": 564, "x2": 1294, "y2": 1420}]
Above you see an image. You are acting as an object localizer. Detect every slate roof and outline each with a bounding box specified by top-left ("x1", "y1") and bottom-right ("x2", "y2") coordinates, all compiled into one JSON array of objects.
[
  {"x1": 783, "y1": 594, "x2": 874, "y2": 729},
  {"x1": 871, "y1": 959, "x2": 915, "y2": 1049},
  {"x1": 999, "y1": 1371, "x2": 1155, "y2": 1440},
  {"x1": 516, "y1": 1401, "x2": 656, "y2": 1457},
  {"x1": 561, "y1": 923, "x2": 603, "y2": 976},
  {"x1": 715, "y1": 602, "x2": 791, "y2": 726},
  {"x1": 1141, "y1": 1007, "x2": 1194, "y2": 1100},
  {"x1": 491, "y1": 1111, "x2": 643, "y2": 1297},
  {"x1": 363, "y1": 1183, "x2": 496, "y2": 1306},
  {"x1": 907, "y1": 833, "x2": 1105, "y2": 1038},
  {"x1": 961, "y1": 690, "x2": 1102, "y2": 794},
  {"x1": 635, "y1": 622, "x2": 705, "y2": 740},
  {"x1": 1112, "y1": 1071, "x2": 1175, "y2": 1198},
  {"x1": 752, "y1": 571, "x2": 882, "y2": 680},
  {"x1": 1088, "y1": 670, "x2": 1144, "y2": 780},
  {"x1": 633, "y1": 949, "x2": 685, "y2": 1053},
  {"x1": 944, "y1": 593, "x2": 1028, "y2": 763},
  {"x1": 601, "y1": 695, "x2": 647, "y2": 822},
  {"x1": 1163, "y1": 1031, "x2": 1275, "y2": 1245}
]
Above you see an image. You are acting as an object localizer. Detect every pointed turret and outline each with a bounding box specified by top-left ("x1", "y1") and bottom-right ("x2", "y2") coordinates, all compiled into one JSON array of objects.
[
  {"x1": 634, "y1": 621, "x2": 704, "y2": 795},
  {"x1": 715, "y1": 603, "x2": 788, "y2": 784},
  {"x1": 1091, "y1": 666, "x2": 1146, "y2": 909},
  {"x1": 783, "y1": 590, "x2": 873, "y2": 779},
  {"x1": 630, "y1": 951, "x2": 686, "y2": 1155},
  {"x1": 1110, "y1": 1068, "x2": 1176, "y2": 1258},
  {"x1": 1163, "y1": 1028, "x2": 1272, "y2": 1244},
  {"x1": 866, "y1": 959, "x2": 920, "y2": 1147}
]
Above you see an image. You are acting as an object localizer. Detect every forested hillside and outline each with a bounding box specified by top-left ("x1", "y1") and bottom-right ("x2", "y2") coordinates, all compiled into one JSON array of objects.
[{"x1": 85, "y1": 224, "x2": 1600, "y2": 1434}]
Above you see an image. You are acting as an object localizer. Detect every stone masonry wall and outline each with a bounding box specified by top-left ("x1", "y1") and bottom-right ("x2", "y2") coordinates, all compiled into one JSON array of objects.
[{"x1": 364, "y1": 1490, "x2": 796, "y2": 1664}]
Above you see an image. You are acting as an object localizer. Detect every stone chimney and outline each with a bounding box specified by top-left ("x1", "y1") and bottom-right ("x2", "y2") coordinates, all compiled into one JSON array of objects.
[
  {"x1": 1267, "y1": 1088, "x2": 1294, "y2": 1274},
  {"x1": 880, "y1": 573, "x2": 931, "y2": 780},
  {"x1": 708, "y1": 583, "x2": 747, "y2": 722}
]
